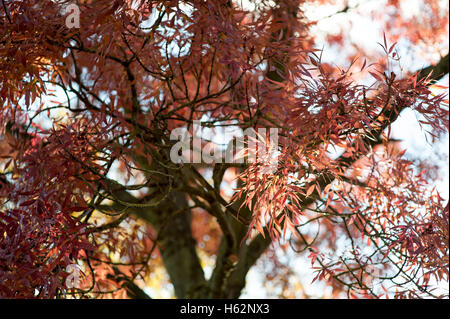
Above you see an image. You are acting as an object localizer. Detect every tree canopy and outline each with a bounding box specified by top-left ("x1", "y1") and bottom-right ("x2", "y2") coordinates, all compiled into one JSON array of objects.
[{"x1": 0, "y1": 0, "x2": 448, "y2": 299}]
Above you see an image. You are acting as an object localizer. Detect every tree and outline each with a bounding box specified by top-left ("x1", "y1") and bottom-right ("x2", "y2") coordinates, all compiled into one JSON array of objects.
[{"x1": 0, "y1": 0, "x2": 448, "y2": 299}]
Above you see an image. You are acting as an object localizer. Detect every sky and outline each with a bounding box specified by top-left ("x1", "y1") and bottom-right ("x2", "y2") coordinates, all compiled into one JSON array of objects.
[{"x1": 239, "y1": 0, "x2": 449, "y2": 298}]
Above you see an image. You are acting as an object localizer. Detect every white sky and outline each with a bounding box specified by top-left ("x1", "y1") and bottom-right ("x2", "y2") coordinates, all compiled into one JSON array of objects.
[{"x1": 240, "y1": 0, "x2": 449, "y2": 298}]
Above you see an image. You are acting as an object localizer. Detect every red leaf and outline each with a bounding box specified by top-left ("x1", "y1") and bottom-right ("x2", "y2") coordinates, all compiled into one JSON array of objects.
[{"x1": 20, "y1": 199, "x2": 36, "y2": 206}]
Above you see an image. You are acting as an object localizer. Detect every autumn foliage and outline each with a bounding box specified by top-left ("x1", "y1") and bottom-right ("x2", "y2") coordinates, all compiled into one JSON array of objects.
[{"x1": 0, "y1": 0, "x2": 448, "y2": 299}]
